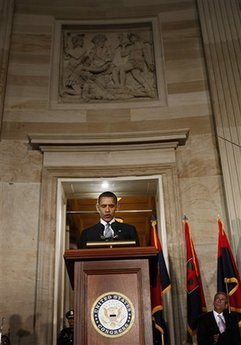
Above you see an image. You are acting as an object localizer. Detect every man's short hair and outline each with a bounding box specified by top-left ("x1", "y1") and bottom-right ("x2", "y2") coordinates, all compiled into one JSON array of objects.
[{"x1": 97, "y1": 191, "x2": 118, "y2": 204}]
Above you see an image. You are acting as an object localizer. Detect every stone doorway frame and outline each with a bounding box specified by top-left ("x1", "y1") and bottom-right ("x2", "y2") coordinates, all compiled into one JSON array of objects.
[{"x1": 28, "y1": 128, "x2": 189, "y2": 345}]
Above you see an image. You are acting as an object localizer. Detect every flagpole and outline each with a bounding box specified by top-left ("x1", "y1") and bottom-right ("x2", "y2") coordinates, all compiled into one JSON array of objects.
[
  {"x1": 161, "y1": 333, "x2": 164, "y2": 345},
  {"x1": 224, "y1": 278, "x2": 231, "y2": 313}
]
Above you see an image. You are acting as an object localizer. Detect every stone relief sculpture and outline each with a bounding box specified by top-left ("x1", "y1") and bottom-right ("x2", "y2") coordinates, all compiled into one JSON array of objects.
[
  {"x1": 62, "y1": 33, "x2": 88, "y2": 96},
  {"x1": 59, "y1": 27, "x2": 158, "y2": 103},
  {"x1": 112, "y1": 32, "x2": 155, "y2": 97}
]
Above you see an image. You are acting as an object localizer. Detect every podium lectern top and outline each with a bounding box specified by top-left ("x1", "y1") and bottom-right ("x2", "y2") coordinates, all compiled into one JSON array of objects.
[{"x1": 64, "y1": 246, "x2": 158, "y2": 289}]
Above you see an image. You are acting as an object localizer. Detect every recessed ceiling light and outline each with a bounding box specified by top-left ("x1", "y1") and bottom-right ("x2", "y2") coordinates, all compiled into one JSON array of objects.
[{"x1": 101, "y1": 181, "x2": 109, "y2": 189}]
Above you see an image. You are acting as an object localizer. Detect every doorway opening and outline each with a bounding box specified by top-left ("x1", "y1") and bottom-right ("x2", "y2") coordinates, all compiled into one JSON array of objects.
[{"x1": 53, "y1": 175, "x2": 171, "y2": 344}]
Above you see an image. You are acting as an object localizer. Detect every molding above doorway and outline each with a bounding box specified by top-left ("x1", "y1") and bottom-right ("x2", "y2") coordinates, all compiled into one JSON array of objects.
[{"x1": 27, "y1": 128, "x2": 189, "y2": 152}]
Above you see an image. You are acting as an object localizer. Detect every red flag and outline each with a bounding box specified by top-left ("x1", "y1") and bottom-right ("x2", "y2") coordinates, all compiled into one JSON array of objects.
[
  {"x1": 217, "y1": 218, "x2": 241, "y2": 321},
  {"x1": 184, "y1": 219, "x2": 206, "y2": 337},
  {"x1": 150, "y1": 220, "x2": 171, "y2": 345}
]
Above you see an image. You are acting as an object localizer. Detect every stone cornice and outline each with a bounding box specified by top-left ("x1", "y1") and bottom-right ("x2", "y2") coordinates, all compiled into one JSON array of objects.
[{"x1": 27, "y1": 129, "x2": 189, "y2": 152}]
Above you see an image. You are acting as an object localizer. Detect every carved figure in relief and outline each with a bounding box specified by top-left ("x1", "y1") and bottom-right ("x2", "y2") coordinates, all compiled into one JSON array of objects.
[
  {"x1": 60, "y1": 30, "x2": 157, "y2": 102},
  {"x1": 62, "y1": 33, "x2": 90, "y2": 96},
  {"x1": 112, "y1": 32, "x2": 156, "y2": 97},
  {"x1": 78, "y1": 34, "x2": 116, "y2": 101}
]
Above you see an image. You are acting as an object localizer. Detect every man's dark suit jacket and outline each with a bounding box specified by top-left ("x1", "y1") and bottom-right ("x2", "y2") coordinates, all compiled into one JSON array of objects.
[
  {"x1": 78, "y1": 221, "x2": 140, "y2": 248},
  {"x1": 197, "y1": 309, "x2": 241, "y2": 345}
]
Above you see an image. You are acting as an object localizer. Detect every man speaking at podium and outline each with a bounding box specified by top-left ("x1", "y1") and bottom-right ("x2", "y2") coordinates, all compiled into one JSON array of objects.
[{"x1": 78, "y1": 191, "x2": 140, "y2": 248}]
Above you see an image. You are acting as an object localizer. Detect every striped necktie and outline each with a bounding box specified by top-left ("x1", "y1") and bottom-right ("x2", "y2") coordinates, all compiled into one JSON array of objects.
[
  {"x1": 104, "y1": 222, "x2": 112, "y2": 238},
  {"x1": 217, "y1": 314, "x2": 226, "y2": 333}
]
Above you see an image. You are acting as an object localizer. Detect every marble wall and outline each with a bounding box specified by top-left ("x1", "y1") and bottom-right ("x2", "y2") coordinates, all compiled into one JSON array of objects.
[
  {"x1": 197, "y1": 0, "x2": 241, "y2": 269},
  {"x1": 0, "y1": 0, "x2": 239, "y2": 344}
]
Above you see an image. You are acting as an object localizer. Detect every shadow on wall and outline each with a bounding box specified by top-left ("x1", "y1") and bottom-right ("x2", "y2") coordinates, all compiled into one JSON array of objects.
[{"x1": 9, "y1": 314, "x2": 38, "y2": 345}]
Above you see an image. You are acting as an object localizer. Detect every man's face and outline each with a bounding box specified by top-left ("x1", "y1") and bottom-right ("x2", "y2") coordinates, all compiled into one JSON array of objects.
[
  {"x1": 96, "y1": 196, "x2": 118, "y2": 222},
  {"x1": 213, "y1": 293, "x2": 227, "y2": 313},
  {"x1": 68, "y1": 318, "x2": 74, "y2": 329}
]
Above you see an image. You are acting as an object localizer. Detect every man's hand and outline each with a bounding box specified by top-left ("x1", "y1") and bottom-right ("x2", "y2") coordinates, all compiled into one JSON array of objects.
[{"x1": 213, "y1": 333, "x2": 220, "y2": 344}]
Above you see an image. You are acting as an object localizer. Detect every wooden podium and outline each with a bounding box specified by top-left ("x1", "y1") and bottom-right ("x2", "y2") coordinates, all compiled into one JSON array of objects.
[{"x1": 64, "y1": 247, "x2": 158, "y2": 345}]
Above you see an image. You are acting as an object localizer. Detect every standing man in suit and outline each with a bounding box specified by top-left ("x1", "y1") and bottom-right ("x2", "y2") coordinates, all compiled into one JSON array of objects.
[
  {"x1": 197, "y1": 292, "x2": 241, "y2": 345},
  {"x1": 57, "y1": 310, "x2": 74, "y2": 345},
  {"x1": 78, "y1": 191, "x2": 140, "y2": 248}
]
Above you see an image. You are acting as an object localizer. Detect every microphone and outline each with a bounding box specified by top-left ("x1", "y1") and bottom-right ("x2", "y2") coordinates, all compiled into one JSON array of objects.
[
  {"x1": 100, "y1": 234, "x2": 118, "y2": 241},
  {"x1": 100, "y1": 234, "x2": 110, "y2": 241},
  {"x1": 111, "y1": 222, "x2": 120, "y2": 239},
  {"x1": 99, "y1": 224, "x2": 108, "y2": 241},
  {"x1": 99, "y1": 222, "x2": 120, "y2": 240}
]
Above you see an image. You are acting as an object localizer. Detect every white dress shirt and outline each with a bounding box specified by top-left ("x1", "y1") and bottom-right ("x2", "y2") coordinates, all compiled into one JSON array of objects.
[{"x1": 213, "y1": 310, "x2": 226, "y2": 333}]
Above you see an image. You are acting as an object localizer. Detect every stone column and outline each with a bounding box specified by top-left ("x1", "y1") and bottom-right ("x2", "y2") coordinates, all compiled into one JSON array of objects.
[
  {"x1": 0, "y1": 0, "x2": 14, "y2": 137},
  {"x1": 197, "y1": 0, "x2": 241, "y2": 266}
]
